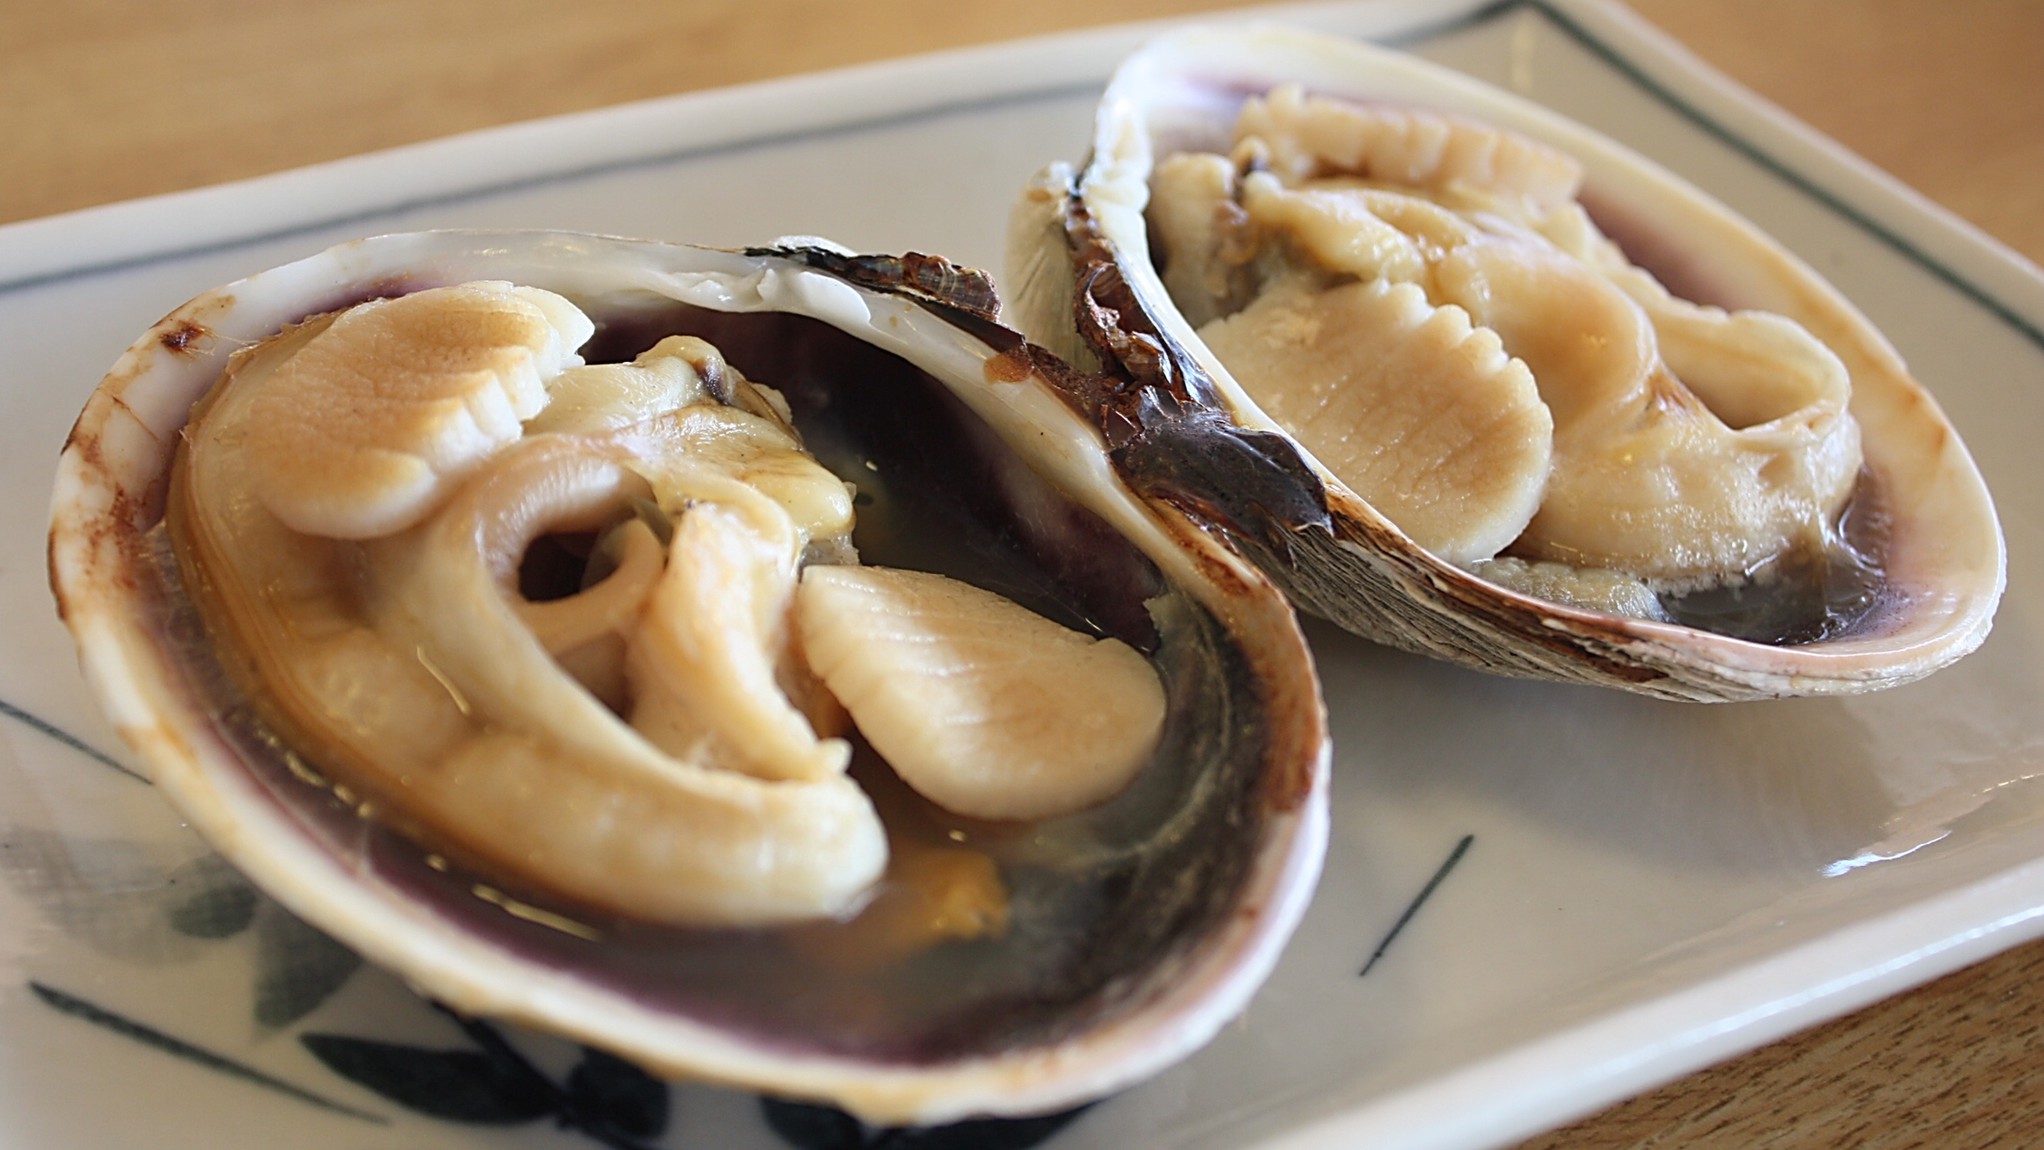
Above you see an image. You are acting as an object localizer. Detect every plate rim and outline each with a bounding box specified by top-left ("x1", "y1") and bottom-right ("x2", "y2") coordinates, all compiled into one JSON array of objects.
[{"x1": 5, "y1": 2, "x2": 2043, "y2": 1148}]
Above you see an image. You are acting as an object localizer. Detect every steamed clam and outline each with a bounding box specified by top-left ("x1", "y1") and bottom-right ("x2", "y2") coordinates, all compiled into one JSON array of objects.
[
  {"x1": 48, "y1": 231, "x2": 1328, "y2": 1122},
  {"x1": 1006, "y1": 24, "x2": 2005, "y2": 701}
]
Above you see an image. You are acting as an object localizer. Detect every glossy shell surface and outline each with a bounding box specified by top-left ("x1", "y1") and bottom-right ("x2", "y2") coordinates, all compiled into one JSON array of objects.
[{"x1": 48, "y1": 230, "x2": 1329, "y2": 1123}]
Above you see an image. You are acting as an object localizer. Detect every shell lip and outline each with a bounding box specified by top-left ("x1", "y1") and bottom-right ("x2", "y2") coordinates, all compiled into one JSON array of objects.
[
  {"x1": 47, "y1": 228, "x2": 1332, "y2": 1124},
  {"x1": 1054, "y1": 191, "x2": 1335, "y2": 556},
  {"x1": 740, "y1": 241, "x2": 1005, "y2": 329},
  {"x1": 1032, "y1": 24, "x2": 2008, "y2": 701}
]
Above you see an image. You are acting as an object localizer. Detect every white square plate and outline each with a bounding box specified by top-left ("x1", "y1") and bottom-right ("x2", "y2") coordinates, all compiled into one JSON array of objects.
[{"x1": 3, "y1": 2, "x2": 2040, "y2": 1148}]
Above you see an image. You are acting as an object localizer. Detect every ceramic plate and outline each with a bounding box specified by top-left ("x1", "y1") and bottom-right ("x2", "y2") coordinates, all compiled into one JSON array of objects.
[{"x1": 3, "y1": 2, "x2": 2041, "y2": 1148}]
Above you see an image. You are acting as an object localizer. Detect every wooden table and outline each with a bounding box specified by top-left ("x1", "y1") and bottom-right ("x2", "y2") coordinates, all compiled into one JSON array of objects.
[{"x1": 3, "y1": 1, "x2": 2039, "y2": 1146}]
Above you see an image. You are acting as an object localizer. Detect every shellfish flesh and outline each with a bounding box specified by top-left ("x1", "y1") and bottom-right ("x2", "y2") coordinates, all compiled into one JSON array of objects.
[
  {"x1": 1006, "y1": 24, "x2": 2005, "y2": 701},
  {"x1": 48, "y1": 230, "x2": 1329, "y2": 1123}
]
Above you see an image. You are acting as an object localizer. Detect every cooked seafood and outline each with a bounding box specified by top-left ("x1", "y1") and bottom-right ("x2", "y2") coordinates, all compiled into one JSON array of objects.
[
  {"x1": 49, "y1": 231, "x2": 1329, "y2": 1122},
  {"x1": 1006, "y1": 24, "x2": 2004, "y2": 701}
]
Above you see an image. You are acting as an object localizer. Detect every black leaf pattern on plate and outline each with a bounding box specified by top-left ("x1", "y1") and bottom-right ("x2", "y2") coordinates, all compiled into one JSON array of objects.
[
  {"x1": 299, "y1": 1035, "x2": 560, "y2": 1123},
  {"x1": 0, "y1": 830, "x2": 215, "y2": 962},
  {"x1": 1, "y1": 820, "x2": 368, "y2": 1030},
  {"x1": 761, "y1": 1098, "x2": 1093, "y2": 1150},
  {"x1": 763, "y1": 1098, "x2": 867, "y2": 1148},
  {"x1": 564, "y1": 1048, "x2": 670, "y2": 1142},
  {"x1": 152, "y1": 851, "x2": 365, "y2": 1027},
  {"x1": 303, "y1": 1009, "x2": 670, "y2": 1149},
  {"x1": 163, "y1": 855, "x2": 259, "y2": 939},
  {"x1": 875, "y1": 1107, "x2": 1095, "y2": 1150},
  {"x1": 253, "y1": 911, "x2": 362, "y2": 1030}
]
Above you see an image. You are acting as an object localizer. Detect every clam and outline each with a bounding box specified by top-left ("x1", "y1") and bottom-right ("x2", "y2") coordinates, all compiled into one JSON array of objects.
[
  {"x1": 1005, "y1": 24, "x2": 2005, "y2": 701},
  {"x1": 47, "y1": 230, "x2": 1329, "y2": 1123}
]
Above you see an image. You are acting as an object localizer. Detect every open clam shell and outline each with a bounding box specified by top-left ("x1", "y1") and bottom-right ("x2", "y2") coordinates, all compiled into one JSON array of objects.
[
  {"x1": 48, "y1": 230, "x2": 1328, "y2": 1123},
  {"x1": 1005, "y1": 24, "x2": 2006, "y2": 702}
]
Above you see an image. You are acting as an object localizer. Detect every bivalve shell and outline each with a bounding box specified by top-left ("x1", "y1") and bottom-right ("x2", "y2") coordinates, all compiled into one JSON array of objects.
[
  {"x1": 1006, "y1": 24, "x2": 2005, "y2": 702},
  {"x1": 48, "y1": 230, "x2": 1329, "y2": 1124}
]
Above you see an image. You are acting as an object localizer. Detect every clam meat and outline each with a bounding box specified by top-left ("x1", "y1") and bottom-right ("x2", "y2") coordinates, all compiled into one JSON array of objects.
[
  {"x1": 49, "y1": 231, "x2": 1329, "y2": 1123},
  {"x1": 1006, "y1": 24, "x2": 2005, "y2": 701}
]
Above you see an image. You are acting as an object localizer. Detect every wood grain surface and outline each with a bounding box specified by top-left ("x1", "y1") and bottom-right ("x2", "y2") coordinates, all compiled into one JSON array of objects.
[{"x1": 3, "y1": 1, "x2": 2040, "y2": 1146}]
